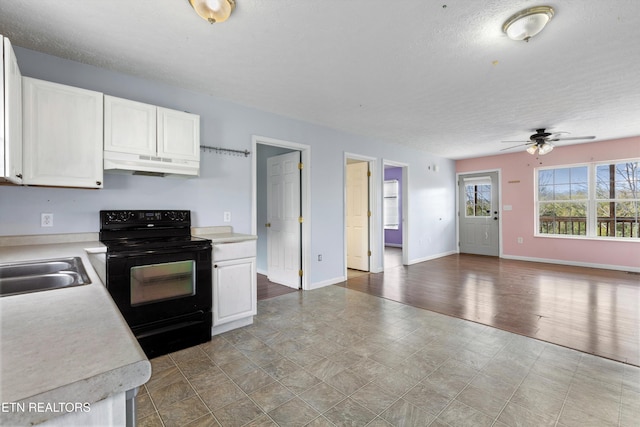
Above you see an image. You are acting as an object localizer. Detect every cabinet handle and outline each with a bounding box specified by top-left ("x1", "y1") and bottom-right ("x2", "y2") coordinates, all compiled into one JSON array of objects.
[
  {"x1": 214, "y1": 264, "x2": 218, "y2": 268},
  {"x1": 265, "y1": 223, "x2": 271, "y2": 227},
  {"x1": 16, "y1": 173, "x2": 22, "y2": 179},
  {"x1": 96, "y1": 181, "x2": 102, "y2": 186}
]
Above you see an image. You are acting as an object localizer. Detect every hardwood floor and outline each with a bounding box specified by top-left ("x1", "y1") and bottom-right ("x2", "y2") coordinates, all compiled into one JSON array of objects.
[
  {"x1": 338, "y1": 253, "x2": 640, "y2": 366},
  {"x1": 257, "y1": 273, "x2": 298, "y2": 300},
  {"x1": 384, "y1": 246, "x2": 403, "y2": 269}
]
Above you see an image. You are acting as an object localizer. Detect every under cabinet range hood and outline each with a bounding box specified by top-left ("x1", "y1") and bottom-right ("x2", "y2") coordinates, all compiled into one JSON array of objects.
[
  {"x1": 103, "y1": 151, "x2": 199, "y2": 177},
  {"x1": 103, "y1": 95, "x2": 201, "y2": 177}
]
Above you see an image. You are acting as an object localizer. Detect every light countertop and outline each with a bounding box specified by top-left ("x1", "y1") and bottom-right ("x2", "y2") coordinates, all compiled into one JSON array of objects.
[
  {"x1": 192, "y1": 226, "x2": 258, "y2": 243},
  {"x1": 0, "y1": 239, "x2": 151, "y2": 426}
]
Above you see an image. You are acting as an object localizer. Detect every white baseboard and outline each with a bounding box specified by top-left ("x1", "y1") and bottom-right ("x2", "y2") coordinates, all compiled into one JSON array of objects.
[
  {"x1": 211, "y1": 316, "x2": 253, "y2": 336},
  {"x1": 259, "y1": 270, "x2": 346, "y2": 290},
  {"x1": 308, "y1": 276, "x2": 347, "y2": 290},
  {"x1": 256, "y1": 268, "x2": 267, "y2": 276},
  {"x1": 501, "y1": 254, "x2": 640, "y2": 273},
  {"x1": 384, "y1": 243, "x2": 403, "y2": 248},
  {"x1": 408, "y1": 250, "x2": 457, "y2": 265}
]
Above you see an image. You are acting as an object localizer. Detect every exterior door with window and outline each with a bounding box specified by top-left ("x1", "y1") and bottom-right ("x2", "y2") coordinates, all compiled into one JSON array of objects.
[{"x1": 459, "y1": 172, "x2": 499, "y2": 256}]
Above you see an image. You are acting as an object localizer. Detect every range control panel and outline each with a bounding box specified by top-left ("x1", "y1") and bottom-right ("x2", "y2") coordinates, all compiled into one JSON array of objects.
[{"x1": 100, "y1": 210, "x2": 191, "y2": 228}]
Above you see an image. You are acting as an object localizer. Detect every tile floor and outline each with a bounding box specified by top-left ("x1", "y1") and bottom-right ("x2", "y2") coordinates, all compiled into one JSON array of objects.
[{"x1": 137, "y1": 286, "x2": 640, "y2": 427}]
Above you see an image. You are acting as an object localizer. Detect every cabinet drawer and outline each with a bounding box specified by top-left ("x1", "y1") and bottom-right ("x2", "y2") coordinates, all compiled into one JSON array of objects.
[{"x1": 212, "y1": 240, "x2": 256, "y2": 262}]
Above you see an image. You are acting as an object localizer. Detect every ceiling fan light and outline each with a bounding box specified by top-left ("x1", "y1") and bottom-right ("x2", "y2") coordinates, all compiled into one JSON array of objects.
[
  {"x1": 526, "y1": 145, "x2": 538, "y2": 155},
  {"x1": 538, "y1": 142, "x2": 554, "y2": 155},
  {"x1": 188, "y1": 0, "x2": 235, "y2": 23},
  {"x1": 503, "y1": 6, "x2": 554, "y2": 41}
]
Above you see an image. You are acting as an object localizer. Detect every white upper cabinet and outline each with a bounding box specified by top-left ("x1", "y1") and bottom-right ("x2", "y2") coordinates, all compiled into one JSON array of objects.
[
  {"x1": 104, "y1": 96, "x2": 200, "y2": 176},
  {"x1": 1, "y1": 35, "x2": 23, "y2": 184},
  {"x1": 104, "y1": 95, "x2": 156, "y2": 156},
  {"x1": 157, "y1": 107, "x2": 200, "y2": 161},
  {"x1": 22, "y1": 77, "x2": 104, "y2": 188}
]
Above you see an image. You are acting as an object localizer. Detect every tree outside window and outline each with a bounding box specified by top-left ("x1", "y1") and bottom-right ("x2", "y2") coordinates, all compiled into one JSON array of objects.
[{"x1": 465, "y1": 183, "x2": 491, "y2": 217}]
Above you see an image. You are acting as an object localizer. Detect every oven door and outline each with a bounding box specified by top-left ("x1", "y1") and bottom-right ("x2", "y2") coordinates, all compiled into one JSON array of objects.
[{"x1": 105, "y1": 244, "x2": 212, "y2": 328}]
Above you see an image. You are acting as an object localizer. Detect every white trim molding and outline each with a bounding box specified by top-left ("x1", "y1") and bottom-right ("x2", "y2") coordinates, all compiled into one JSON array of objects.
[{"x1": 501, "y1": 254, "x2": 640, "y2": 274}]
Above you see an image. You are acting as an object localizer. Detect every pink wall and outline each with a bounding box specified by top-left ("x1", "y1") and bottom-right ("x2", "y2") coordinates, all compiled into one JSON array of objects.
[{"x1": 456, "y1": 137, "x2": 640, "y2": 271}]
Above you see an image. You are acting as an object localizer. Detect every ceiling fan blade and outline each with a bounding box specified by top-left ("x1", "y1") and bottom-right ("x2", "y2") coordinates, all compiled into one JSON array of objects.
[
  {"x1": 500, "y1": 143, "x2": 530, "y2": 151},
  {"x1": 551, "y1": 136, "x2": 596, "y2": 141}
]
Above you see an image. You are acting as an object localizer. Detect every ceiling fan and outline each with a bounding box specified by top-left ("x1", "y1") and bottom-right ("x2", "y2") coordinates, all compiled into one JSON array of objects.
[{"x1": 501, "y1": 128, "x2": 596, "y2": 155}]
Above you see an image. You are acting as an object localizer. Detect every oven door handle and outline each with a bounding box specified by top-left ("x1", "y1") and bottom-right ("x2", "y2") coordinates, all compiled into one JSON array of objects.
[{"x1": 107, "y1": 246, "x2": 211, "y2": 259}]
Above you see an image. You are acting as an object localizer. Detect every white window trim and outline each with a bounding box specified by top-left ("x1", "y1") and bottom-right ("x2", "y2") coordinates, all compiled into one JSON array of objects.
[{"x1": 534, "y1": 159, "x2": 640, "y2": 242}]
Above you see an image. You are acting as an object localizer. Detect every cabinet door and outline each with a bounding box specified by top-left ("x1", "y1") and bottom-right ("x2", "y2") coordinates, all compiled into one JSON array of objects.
[
  {"x1": 104, "y1": 95, "x2": 156, "y2": 156},
  {"x1": 156, "y1": 107, "x2": 199, "y2": 161},
  {"x1": 23, "y1": 78, "x2": 103, "y2": 188},
  {"x1": 213, "y1": 258, "x2": 257, "y2": 326},
  {"x1": 1, "y1": 36, "x2": 22, "y2": 184}
]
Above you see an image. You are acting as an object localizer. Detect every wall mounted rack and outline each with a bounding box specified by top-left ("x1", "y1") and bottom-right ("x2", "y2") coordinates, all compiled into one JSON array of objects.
[{"x1": 200, "y1": 145, "x2": 251, "y2": 157}]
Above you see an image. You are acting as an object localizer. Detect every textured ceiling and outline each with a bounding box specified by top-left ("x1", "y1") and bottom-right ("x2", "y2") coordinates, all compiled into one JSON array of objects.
[{"x1": 1, "y1": 0, "x2": 639, "y2": 159}]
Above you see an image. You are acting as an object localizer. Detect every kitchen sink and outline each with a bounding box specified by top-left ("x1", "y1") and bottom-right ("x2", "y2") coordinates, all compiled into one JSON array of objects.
[{"x1": 0, "y1": 257, "x2": 91, "y2": 297}]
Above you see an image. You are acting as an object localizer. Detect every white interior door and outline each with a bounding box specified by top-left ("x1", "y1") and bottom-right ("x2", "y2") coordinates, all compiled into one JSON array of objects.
[
  {"x1": 346, "y1": 162, "x2": 370, "y2": 271},
  {"x1": 459, "y1": 172, "x2": 499, "y2": 256},
  {"x1": 267, "y1": 151, "x2": 301, "y2": 288}
]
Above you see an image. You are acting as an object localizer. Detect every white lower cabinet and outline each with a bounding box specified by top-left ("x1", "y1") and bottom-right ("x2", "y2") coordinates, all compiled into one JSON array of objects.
[
  {"x1": 37, "y1": 392, "x2": 125, "y2": 427},
  {"x1": 211, "y1": 240, "x2": 257, "y2": 335}
]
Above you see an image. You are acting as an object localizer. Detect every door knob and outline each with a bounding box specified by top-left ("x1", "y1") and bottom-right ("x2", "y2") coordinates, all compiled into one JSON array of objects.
[{"x1": 265, "y1": 223, "x2": 271, "y2": 227}]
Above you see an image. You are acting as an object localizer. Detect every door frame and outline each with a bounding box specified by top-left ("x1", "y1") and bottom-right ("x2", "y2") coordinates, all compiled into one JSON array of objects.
[
  {"x1": 344, "y1": 153, "x2": 381, "y2": 276},
  {"x1": 252, "y1": 135, "x2": 311, "y2": 290},
  {"x1": 382, "y1": 159, "x2": 409, "y2": 267},
  {"x1": 455, "y1": 168, "x2": 503, "y2": 257}
]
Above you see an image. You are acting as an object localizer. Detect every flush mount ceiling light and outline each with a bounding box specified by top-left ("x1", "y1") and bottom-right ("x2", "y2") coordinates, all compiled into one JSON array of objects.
[
  {"x1": 503, "y1": 6, "x2": 554, "y2": 41},
  {"x1": 188, "y1": 0, "x2": 235, "y2": 24}
]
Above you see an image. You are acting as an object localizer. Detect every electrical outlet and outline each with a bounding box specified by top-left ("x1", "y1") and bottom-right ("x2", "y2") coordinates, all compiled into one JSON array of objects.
[
  {"x1": 41, "y1": 213, "x2": 53, "y2": 227},
  {"x1": 223, "y1": 211, "x2": 231, "y2": 222},
  {"x1": 517, "y1": 237, "x2": 523, "y2": 244},
  {"x1": 318, "y1": 254, "x2": 322, "y2": 261}
]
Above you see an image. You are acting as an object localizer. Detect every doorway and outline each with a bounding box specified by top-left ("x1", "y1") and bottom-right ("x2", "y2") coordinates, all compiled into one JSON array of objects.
[
  {"x1": 266, "y1": 150, "x2": 301, "y2": 288},
  {"x1": 344, "y1": 154, "x2": 380, "y2": 278},
  {"x1": 252, "y1": 136, "x2": 311, "y2": 290},
  {"x1": 346, "y1": 160, "x2": 370, "y2": 272},
  {"x1": 382, "y1": 161, "x2": 409, "y2": 269},
  {"x1": 458, "y1": 171, "x2": 500, "y2": 256}
]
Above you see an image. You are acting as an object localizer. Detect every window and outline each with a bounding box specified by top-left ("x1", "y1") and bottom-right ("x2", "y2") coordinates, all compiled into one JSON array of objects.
[
  {"x1": 536, "y1": 161, "x2": 639, "y2": 239},
  {"x1": 596, "y1": 162, "x2": 639, "y2": 238},
  {"x1": 464, "y1": 177, "x2": 492, "y2": 217},
  {"x1": 383, "y1": 180, "x2": 399, "y2": 229},
  {"x1": 538, "y1": 166, "x2": 588, "y2": 235}
]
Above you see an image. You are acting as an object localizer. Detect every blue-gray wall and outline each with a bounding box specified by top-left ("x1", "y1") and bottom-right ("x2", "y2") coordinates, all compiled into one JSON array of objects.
[{"x1": 0, "y1": 46, "x2": 457, "y2": 286}]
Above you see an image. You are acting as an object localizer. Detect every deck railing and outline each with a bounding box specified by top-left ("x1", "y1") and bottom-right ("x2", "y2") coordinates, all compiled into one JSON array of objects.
[{"x1": 539, "y1": 216, "x2": 639, "y2": 238}]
